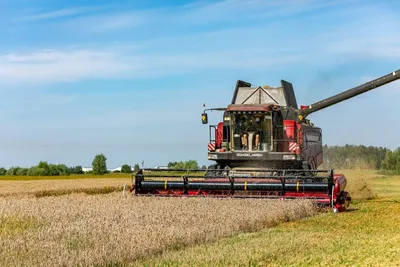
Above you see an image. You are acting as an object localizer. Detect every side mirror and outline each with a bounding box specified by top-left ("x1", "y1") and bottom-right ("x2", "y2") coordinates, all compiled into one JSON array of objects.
[{"x1": 201, "y1": 113, "x2": 208, "y2": 124}]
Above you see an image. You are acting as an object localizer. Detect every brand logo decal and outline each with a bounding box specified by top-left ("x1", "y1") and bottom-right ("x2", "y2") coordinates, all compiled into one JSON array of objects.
[{"x1": 236, "y1": 153, "x2": 263, "y2": 158}]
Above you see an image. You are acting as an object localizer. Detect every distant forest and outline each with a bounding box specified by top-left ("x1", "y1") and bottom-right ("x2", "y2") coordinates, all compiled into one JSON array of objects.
[
  {"x1": 1, "y1": 145, "x2": 400, "y2": 176},
  {"x1": 320, "y1": 144, "x2": 399, "y2": 173}
]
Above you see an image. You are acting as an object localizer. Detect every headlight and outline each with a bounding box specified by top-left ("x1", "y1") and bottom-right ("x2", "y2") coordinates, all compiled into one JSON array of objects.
[
  {"x1": 283, "y1": 155, "x2": 296, "y2": 160},
  {"x1": 208, "y1": 154, "x2": 218, "y2": 160}
]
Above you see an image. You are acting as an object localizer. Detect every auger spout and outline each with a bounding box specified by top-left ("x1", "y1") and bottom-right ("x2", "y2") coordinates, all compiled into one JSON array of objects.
[{"x1": 300, "y1": 69, "x2": 400, "y2": 118}]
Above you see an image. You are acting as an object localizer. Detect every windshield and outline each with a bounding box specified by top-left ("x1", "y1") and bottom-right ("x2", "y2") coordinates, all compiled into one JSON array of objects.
[{"x1": 232, "y1": 113, "x2": 272, "y2": 151}]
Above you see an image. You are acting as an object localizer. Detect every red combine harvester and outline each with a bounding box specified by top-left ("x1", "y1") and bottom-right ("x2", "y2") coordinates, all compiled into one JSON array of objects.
[{"x1": 132, "y1": 69, "x2": 400, "y2": 212}]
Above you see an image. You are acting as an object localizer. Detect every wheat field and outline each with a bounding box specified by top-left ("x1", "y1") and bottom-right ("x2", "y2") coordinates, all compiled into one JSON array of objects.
[
  {"x1": 0, "y1": 178, "x2": 130, "y2": 197},
  {"x1": 0, "y1": 191, "x2": 316, "y2": 267},
  {"x1": 2, "y1": 169, "x2": 381, "y2": 267},
  {"x1": 134, "y1": 169, "x2": 400, "y2": 266}
]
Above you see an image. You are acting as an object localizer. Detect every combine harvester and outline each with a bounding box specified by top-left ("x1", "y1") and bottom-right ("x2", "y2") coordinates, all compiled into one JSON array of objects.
[{"x1": 131, "y1": 69, "x2": 400, "y2": 212}]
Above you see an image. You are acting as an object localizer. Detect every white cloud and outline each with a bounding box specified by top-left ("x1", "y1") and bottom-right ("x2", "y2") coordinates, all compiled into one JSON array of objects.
[
  {"x1": 177, "y1": 0, "x2": 343, "y2": 23},
  {"x1": 63, "y1": 11, "x2": 143, "y2": 32},
  {"x1": 1, "y1": 25, "x2": 399, "y2": 87},
  {"x1": 59, "y1": 0, "x2": 343, "y2": 33},
  {"x1": 17, "y1": 5, "x2": 108, "y2": 21},
  {"x1": 0, "y1": 46, "x2": 311, "y2": 86},
  {"x1": 0, "y1": 49, "x2": 135, "y2": 86},
  {"x1": 2, "y1": 0, "x2": 400, "y2": 87}
]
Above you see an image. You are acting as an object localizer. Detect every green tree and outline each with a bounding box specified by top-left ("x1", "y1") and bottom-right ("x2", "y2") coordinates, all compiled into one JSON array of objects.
[
  {"x1": 184, "y1": 160, "x2": 199, "y2": 170},
  {"x1": 168, "y1": 160, "x2": 199, "y2": 170},
  {"x1": 69, "y1": 166, "x2": 83, "y2": 174},
  {"x1": 27, "y1": 166, "x2": 48, "y2": 176},
  {"x1": 168, "y1": 161, "x2": 179, "y2": 168},
  {"x1": 381, "y1": 148, "x2": 400, "y2": 174},
  {"x1": 92, "y1": 154, "x2": 107, "y2": 175},
  {"x1": 133, "y1": 164, "x2": 140, "y2": 172},
  {"x1": 56, "y1": 164, "x2": 70, "y2": 176},
  {"x1": 74, "y1": 166, "x2": 84, "y2": 174},
  {"x1": 320, "y1": 145, "x2": 390, "y2": 170},
  {"x1": 16, "y1": 168, "x2": 28, "y2": 176},
  {"x1": 6, "y1": 167, "x2": 20, "y2": 175},
  {"x1": 48, "y1": 164, "x2": 60, "y2": 176},
  {"x1": 121, "y1": 164, "x2": 132, "y2": 173},
  {"x1": 37, "y1": 161, "x2": 50, "y2": 175},
  {"x1": 0, "y1": 168, "x2": 7, "y2": 175}
]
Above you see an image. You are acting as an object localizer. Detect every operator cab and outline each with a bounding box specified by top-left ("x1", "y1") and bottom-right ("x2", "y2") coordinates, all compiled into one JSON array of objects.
[
  {"x1": 201, "y1": 79, "x2": 301, "y2": 169},
  {"x1": 231, "y1": 111, "x2": 272, "y2": 152}
]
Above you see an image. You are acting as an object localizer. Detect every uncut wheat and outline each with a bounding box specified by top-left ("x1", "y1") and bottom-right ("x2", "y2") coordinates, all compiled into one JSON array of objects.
[{"x1": 0, "y1": 193, "x2": 316, "y2": 266}]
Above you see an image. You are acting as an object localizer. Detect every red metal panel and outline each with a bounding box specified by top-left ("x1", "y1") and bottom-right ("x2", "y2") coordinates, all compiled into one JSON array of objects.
[
  {"x1": 332, "y1": 173, "x2": 350, "y2": 212},
  {"x1": 216, "y1": 122, "x2": 224, "y2": 148},
  {"x1": 296, "y1": 123, "x2": 303, "y2": 154},
  {"x1": 283, "y1": 120, "x2": 297, "y2": 152}
]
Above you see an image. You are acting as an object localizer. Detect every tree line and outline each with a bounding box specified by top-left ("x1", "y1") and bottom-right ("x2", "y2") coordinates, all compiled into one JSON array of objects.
[
  {"x1": 2, "y1": 146, "x2": 400, "y2": 176},
  {"x1": 167, "y1": 160, "x2": 206, "y2": 170},
  {"x1": 320, "y1": 144, "x2": 400, "y2": 174},
  {"x1": 380, "y1": 148, "x2": 400, "y2": 175},
  {"x1": 319, "y1": 144, "x2": 389, "y2": 170},
  {"x1": 0, "y1": 154, "x2": 140, "y2": 176}
]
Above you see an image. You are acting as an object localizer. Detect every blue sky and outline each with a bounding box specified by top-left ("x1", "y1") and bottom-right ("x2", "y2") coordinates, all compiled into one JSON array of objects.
[{"x1": 0, "y1": 0, "x2": 399, "y2": 168}]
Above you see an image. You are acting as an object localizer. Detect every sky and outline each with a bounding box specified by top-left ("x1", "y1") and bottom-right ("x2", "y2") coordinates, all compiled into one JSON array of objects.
[{"x1": 0, "y1": 0, "x2": 399, "y2": 168}]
